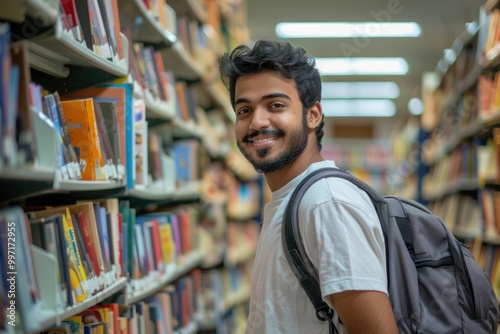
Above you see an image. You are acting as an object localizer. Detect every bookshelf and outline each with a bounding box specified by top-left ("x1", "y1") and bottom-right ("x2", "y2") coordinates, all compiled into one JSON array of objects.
[
  {"x1": 413, "y1": 0, "x2": 500, "y2": 300},
  {"x1": 0, "y1": 0, "x2": 255, "y2": 333}
]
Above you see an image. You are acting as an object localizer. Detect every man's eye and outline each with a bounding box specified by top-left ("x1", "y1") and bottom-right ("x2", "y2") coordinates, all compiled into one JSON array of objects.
[
  {"x1": 238, "y1": 108, "x2": 251, "y2": 114},
  {"x1": 270, "y1": 103, "x2": 285, "y2": 109}
]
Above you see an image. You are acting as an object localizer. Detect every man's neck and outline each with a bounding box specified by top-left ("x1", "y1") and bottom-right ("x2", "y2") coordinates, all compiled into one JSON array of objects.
[{"x1": 264, "y1": 151, "x2": 324, "y2": 191}]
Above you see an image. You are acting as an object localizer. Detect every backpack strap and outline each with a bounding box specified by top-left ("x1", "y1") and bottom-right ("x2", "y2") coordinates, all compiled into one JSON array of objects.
[{"x1": 282, "y1": 167, "x2": 388, "y2": 333}]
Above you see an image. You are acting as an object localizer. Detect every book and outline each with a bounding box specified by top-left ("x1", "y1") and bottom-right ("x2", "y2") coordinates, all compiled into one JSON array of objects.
[
  {"x1": 169, "y1": 139, "x2": 200, "y2": 188},
  {"x1": 97, "y1": 100, "x2": 122, "y2": 180},
  {"x1": 62, "y1": 84, "x2": 133, "y2": 188},
  {"x1": 77, "y1": 211, "x2": 102, "y2": 290},
  {"x1": 0, "y1": 207, "x2": 41, "y2": 332},
  {"x1": 11, "y1": 41, "x2": 36, "y2": 166},
  {"x1": 174, "y1": 81, "x2": 191, "y2": 121},
  {"x1": 93, "y1": 203, "x2": 111, "y2": 283},
  {"x1": 71, "y1": 213, "x2": 98, "y2": 295},
  {"x1": 28, "y1": 212, "x2": 73, "y2": 307},
  {"x1": 43, "y1": 94, "x2": 71, "y2": 180},
  {"x1": 95, "y1": 198, "x2": 122, "y2": 278},
  {"x1": 53, "y1": 92, "x2": 82, "y2": 180},
  {"x1": 60, "y1": 0, "x2": 85, "y2": 42},
  {"x1": 93, "y1": 99, "x2": 117, "y2": 180},
  {"x1": 29, "y1": 208, "x2": 89, "y2": 305},
  {"x1": 59, "y1": 98, "x2": 106, "y2": 181},
  {"x1": 63, "y1": 315, "x2": 84, "y2": 334},
  {"x1": 133, "y1": 98, "x2": 147, "y2": 187}
]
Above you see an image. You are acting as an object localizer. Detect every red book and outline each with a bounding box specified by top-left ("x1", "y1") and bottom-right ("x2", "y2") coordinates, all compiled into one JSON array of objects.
[
  {"x1": 178, "y1": 210, "x2": 192, "y2": 254},
  {"x1": 61, "y1": 0, "x2": 85, "y2": 42},
  {"x1": 153, "y1": 51, "x2": 170, "y2": 101},
  {"x1": 102, "y1": 303, "x2": 119, "y2": 333},
  {"x1": 149, "y1": 220, "x2": 163, "y2": 271},
  {"x1": 77, "y1": 212, "x2": 101, "y2": 281}
]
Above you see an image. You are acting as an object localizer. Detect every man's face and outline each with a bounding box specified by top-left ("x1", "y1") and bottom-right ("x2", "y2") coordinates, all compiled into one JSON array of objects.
[{"x1": 234, "y1": 71, "x2": 308, "y2": 173}]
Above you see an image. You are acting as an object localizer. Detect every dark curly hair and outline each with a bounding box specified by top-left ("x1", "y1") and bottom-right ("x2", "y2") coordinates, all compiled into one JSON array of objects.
[{"x1": 219, "y1": 40, "x2": 325, "y2": 151}]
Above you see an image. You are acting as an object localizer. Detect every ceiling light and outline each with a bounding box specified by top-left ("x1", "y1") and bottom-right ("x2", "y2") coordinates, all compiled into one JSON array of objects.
[
  {"x1": 408, "y1": 97, "x2": 424, "y2": 115},
  {"x1": 275, "y1": 22, "x2": 422, "y2": 38},
  {"x1": 322, "y1": 99, "x2": 396, "y2": 117},
  {"x1": 322, "y1": 82, "x2": 400, "y2": 98},
  {"x1": 316, "y1": 57, "x2": 409, "y2": 75}
]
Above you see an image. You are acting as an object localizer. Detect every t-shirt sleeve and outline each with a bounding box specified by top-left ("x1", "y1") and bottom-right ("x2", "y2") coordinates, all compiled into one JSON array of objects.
[{"x1": 299, "y1": 182, "x2": 388, "y2": 305}]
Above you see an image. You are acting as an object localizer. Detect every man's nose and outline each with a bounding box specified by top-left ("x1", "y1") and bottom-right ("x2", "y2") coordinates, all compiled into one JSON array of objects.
[{"x1": 249, "y1": 107, "x2": 270, "y2": 130}]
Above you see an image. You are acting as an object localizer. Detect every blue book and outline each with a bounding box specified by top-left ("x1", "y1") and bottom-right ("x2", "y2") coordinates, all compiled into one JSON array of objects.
[
  {"x1": 169, "y1": 140, "x2": 199, "y2": 187},
  {"x1": 93, "y1": 203, "x2": 111, "y2": 274}
]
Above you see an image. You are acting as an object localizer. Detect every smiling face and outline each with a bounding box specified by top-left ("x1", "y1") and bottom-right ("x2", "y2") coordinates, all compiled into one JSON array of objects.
[{"x1": 234, "y1": 71, "x2": 320, "y2": 175}]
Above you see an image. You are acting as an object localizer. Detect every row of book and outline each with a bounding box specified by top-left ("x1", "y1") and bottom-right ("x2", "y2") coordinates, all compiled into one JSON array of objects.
[
  {"x1": 57, "y1": 0, "x2": 126, "y2": 66},
  {"x1": 427, "y1": 190, "x2": 500, "y2": 300},
  {"x1": 127, "y1": 37, "x2": 202, "y2": 124},
  {"x1": 428, "y1": 193, "x2": 482, "y2": 240},
  {"x1": 429, "y1": 5, "x2": 499, "y2": 132},
  {"x1": 0, "y1": 200, "x2": 201, "y2": 332},
  {"x1": 483, "y1": 7, "x2": 500, "y2": 61},
  {"x1": 140, "y1": 0, "x2": 178, "y2": 35},
  {"x1": 1, "y1": 24, "x2": 35, "y2": 171},
  {"x1": 428, "y1": 185, "x2": 500, "y2": 243},
  {"x1": 479, "y1": 187, "x2": 500, "y2": 242},
  {"x1": 2, "y1": 22, "x2": 212, "y2": 192},
  {"x1": 40, "y1": 269, "x2": 202, "y2": 334},
  {"x1": 199, "y1": 265, "x2": 252, "y2": 332},
  {"x1": 468, "y1": 242, "x2": 500, "y2": 301},
  {"x1": 321, "y1": 142, "x2": 391, "y2": 194},
  {"x1": 422, "y1": 138, "x2": 494, "y2": 199},
  {"x1": 31, "y1": 262, "x2": 253, "y2": 334},
  {"x1": 478, "y1": 72, "x2": 500, "y2": 120}
]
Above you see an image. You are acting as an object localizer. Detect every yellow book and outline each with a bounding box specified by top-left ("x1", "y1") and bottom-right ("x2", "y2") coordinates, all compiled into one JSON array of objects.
[
  {"x1": 62, "y1": 208, "x2": 89, "y2": 302},
  {"x1": 65, "y1": 315, "x2": 84, "y2": 334},
  {"x1": 60, "y1": 98, "x2": 106, "y2": 181},
  {"x1": 159, "y1": 223, "x2": 175, "y2": 265},
  {"x1": 31, "y1": 208, "x2": 88, "y2": 304}
]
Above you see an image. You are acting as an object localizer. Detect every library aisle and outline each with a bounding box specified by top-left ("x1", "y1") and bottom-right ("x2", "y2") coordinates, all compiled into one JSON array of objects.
[{"x1": 1, "y1": 0, "x2": 500, "y2": 333}]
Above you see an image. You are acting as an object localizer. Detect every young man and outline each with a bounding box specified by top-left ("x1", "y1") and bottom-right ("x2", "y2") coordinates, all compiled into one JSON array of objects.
[{"x1": 219, "y1": 40, "x2": 398, "y2": 333}]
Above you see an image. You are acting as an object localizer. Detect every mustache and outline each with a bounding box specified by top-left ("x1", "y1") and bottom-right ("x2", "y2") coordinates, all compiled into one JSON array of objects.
[{"x1": 243, "y1": 129, "x2": 284, "y2": 143}]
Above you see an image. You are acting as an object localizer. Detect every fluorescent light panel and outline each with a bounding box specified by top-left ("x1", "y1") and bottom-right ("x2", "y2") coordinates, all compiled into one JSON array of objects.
[
  {"x1": 276, "y1": 22, "x2": 422, "y2": 38},
  {"x1": 322, "y1": 99, "x2": 396, "y2": 117},
  {"x1": 316, "y1": 57, "x2": 409, "y2": 75},
  {"x1": 322, "y1": 82, "x2": 400, "y2": 99}
]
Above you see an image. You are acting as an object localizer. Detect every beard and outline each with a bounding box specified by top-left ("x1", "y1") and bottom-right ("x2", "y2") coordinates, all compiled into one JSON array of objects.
[{"x1": 237, "y1": 113, "x2": 308, "y2": 173}]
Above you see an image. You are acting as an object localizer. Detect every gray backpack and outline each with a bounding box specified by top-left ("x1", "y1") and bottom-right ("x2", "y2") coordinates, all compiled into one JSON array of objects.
[{"x1": 282, "y1": 167, "x2": 499, "y2": 333}]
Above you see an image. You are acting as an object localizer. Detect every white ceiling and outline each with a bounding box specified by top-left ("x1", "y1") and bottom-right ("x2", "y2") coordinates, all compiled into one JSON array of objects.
[{"x1": 245, "y1": 0, "x2": 485, "y2": 139}]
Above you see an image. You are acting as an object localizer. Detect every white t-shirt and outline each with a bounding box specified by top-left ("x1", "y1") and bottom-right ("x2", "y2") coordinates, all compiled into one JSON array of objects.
[{"x1": 245, "y1": 160, "x2": 388, "y2": 334}]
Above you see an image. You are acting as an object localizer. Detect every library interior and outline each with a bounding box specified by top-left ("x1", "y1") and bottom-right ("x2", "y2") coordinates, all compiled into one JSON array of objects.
[{"x1": 0, "y1": 0, "x2": 499, "y2": 333}]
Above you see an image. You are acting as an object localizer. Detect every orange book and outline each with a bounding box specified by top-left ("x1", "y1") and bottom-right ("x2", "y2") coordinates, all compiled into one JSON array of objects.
[
  {"x1": 157, "y1": 0, "x2": 168, "y2": 29},
  {"x1": 205, "y1": 0, "x2": 220, "y2": 34},
  {"x1": 153, "y1": 51, "x2": 170, "y2": 101},
  {"x1": 178, "y1": 209, "x2": 193, "y2": 254},
  {"x1": 175, "y1": 81, "x2": 190, "y2": 121},
  {"x1": 62, "y1": 84, "x2": 131, "y2": 187},
  {"x1": 60, "y1": 98, "x2": 105, "y2": 180}
]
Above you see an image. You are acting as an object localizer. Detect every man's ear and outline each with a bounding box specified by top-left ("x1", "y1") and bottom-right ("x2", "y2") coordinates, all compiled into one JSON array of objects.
[{"x1": 307, "y1": 101, "x2": 323, "y2": 129}]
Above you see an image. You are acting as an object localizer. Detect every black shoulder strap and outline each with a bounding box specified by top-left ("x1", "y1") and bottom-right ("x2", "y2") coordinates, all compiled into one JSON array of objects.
[{"x1": 281, "y1": 167, "x2": 388, "y2": 333}]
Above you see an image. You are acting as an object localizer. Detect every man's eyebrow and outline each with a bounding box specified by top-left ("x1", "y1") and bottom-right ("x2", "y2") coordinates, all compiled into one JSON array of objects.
[
  {"x1": 263, "y1": 93, "x2": 291, "y2": 100},
  {"x1": 235, "y1": 97, "x2": 251, "y2": 106},
  {"x1": 235, "y1": 93, "x2": 291, "y2": 106}
]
